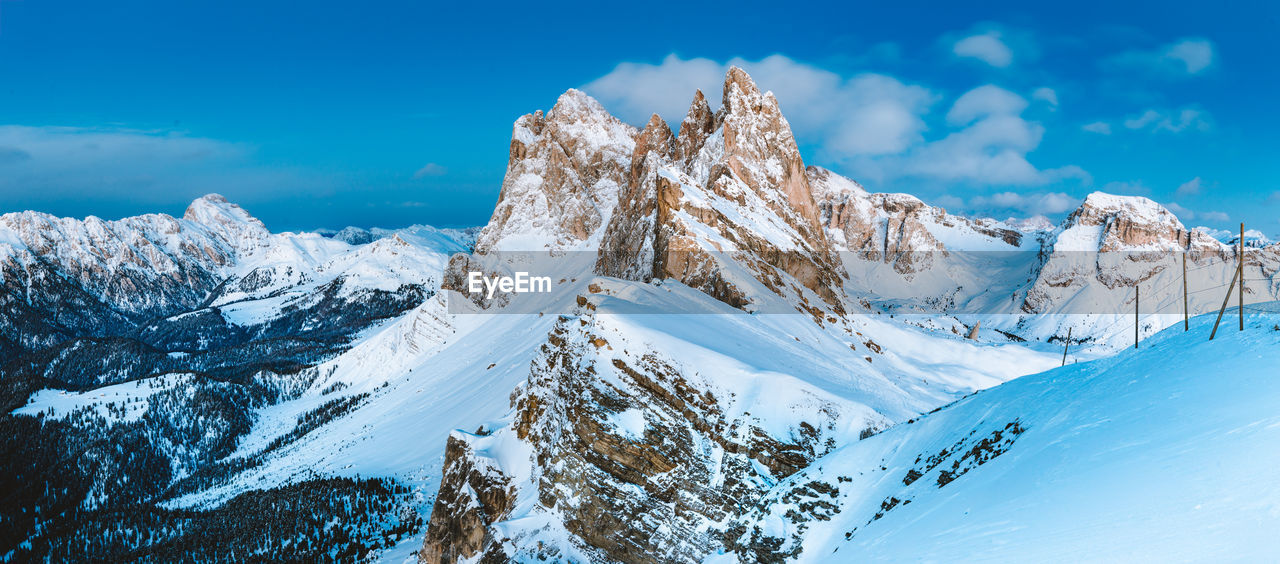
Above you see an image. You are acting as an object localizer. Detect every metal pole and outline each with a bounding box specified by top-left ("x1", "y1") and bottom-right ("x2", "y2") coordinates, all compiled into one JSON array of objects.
[{"x1": 1134, "y1": 285, "x2": 1139, "y2": 349}]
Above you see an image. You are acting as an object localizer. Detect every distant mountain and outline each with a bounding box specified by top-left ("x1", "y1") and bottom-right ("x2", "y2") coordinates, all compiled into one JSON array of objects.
[{"x1": 0, "y1": 196, "x2": 473, "y2": 561}]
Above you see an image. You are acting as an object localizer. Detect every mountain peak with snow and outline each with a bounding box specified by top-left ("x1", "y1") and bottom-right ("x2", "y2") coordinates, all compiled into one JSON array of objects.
[
  {"x1": 474, "y1": 87, "x2": 637, "y2": 253},
  {"x1": 1068, "y1": 191, "x2": 1183, "y2": 231},
  {"x1": 183, "y1": 193, "x2": 270, "y2": 252},
  {"x1": 590, "y1": 66, "x2": 846, "y2": 313}
]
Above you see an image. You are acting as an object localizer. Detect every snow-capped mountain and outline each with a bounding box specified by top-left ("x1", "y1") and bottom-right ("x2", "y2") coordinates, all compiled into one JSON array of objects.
[
  {"x1": 0, "y1": 196, "x2": 474, "y2": 560},
  {"x1": 0, "y1": 194, "x2": 472, "y2": 357},
  {"x1": 4, "y1": 65, "x2": 1279, "y2": 563}
]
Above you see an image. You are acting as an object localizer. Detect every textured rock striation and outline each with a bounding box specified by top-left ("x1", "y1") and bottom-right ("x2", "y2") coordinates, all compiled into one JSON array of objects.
[{"x1": 595, "y1": 68, "x2": 846, "y2": 315}]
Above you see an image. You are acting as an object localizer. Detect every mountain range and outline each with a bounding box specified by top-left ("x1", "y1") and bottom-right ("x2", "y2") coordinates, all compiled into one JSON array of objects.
[{"x1": 2, "y1": 67, "x2": 1278, "y2": 562}]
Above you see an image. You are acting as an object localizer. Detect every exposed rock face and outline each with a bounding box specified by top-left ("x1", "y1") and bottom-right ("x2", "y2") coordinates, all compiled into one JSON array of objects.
[
  {"x1": 1023, "y1": 192, "x2": 1237, "y2": 313},
  {"x1": 0, "y1": 194, "x2": 276, "y2": 329},
  {"x1": 419, "y1": 434, "x2": 515, "y2": 564},
  {"x1": 674, "y1": 89, "x2": 716, "y2": 169},
  {"x1": 1064, "y1": 192, "x2": 1191, "y2": 255},
  {"x1": 597, "y1": 67, "x2": 846, "y2": 314},
  {"x1": 422, "y1": 299, "x2": 863, "y2": 562},
  {"x1": 475, "y1": 90, "x2": 638, "y2": 253},
  {"x1": 807, "y1": 166, "x2": 1022, "y2": 275},
  {"x1": 594, "y1": 114, "x2": 675, "y2": 282}
]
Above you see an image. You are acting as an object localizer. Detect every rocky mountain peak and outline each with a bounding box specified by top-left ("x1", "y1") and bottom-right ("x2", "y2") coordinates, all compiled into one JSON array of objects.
[
  {"x1": 713, "y1": 67, "x2": 823, "y2": 238},
  {"x1": 183, "y1": 193, "x2": 270, "y2": 252},
  {"x1": 675, "y1": 89, "x2": 717, "y2": 168},
  {"x1": 807, "y1": 166, "x2": 1024, "y2": 278},
  {"x1": 722, "y1": 66, "x2": 762, "y2": 108},
  {"x1": 807, "y1": 165, "x2": 869, "y2": 202},
  {"x1": 1066, "y1": 192, "x2": 1183, "y2": 232},
  {"x1": 546, "y1": 88, "x2": 607, "y2": 121},
  {"x1": 594, "y1": 67, "x2": 845, "y2": 314},
  {"x1": 475, "y1": 89, "x2": 637, "y2": 253},
  {"x1": 633, "y1": 114, "x2": 676, "y2": 173},
  {"x1": 1053, "y1": 192, "x2": 1190, "y2": 255}
]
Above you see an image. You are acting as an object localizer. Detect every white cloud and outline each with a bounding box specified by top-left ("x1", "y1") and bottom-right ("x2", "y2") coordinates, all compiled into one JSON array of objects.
[
  {"x1": 1032, "y1": 87, "x2": 1059, "y2": 108},
  {"x1": 413, "y1": 163, "x2": 447, "y2": 178},
  {"x1": 1176, "y1": 177, "x2": 1202, "y2": 197},
  {"x1": 584, "y1": 54, "x2": 936, "y2": 158},
  {"x1": 0, "y1": 125, "x2": 243, "y2": 168},
  {"x1": 1165, "y1": 39, "x2": 1215, "y2": 74},
  {"x1": 946, "y1": 85, "x2": 1028, "y2": 126},
  {"x1": 0, "y1": 126, "x2": 240, "y2": 199},
  {"x1": 1164, "y1": 201, "x2": 1195, "y2": 220},
  {"x1": 1082, "y1": 121, "x2": 1112, "y2": 135},
  {"x1": 968, "y1": 191, "x2": 1080, "y2": 215},
  {"x1": 1101, "y1": 180, "x2": 1151, "y2": 196},
  {"x1": 952, "y1": 31, "x2": 1013, "y2": 67},
  {"x1": 933, "y1": 194, "x2": 966, "y2": 209},
  {"x1": 1123, "y1": 108, "x2": 1210, "y2": 133},
  {"x1": 580, "y1": 54, "x2": 726, "y2": 127},
  {"x1": 1108, "y1": 37, "x2": 1216, "y2": 77},
  {"x1": 0, "y1": 124, "x2": 329, "y2": 216},
  {"x1": 900, "y1": 85, "x2": 1087, "y2": 185},
  {"x1": 1168, "y1": 204, "x2": 1234, "y2": 228},
  {"x1": 585, "y1": 56, "x2": 1085, "y2": 188}
]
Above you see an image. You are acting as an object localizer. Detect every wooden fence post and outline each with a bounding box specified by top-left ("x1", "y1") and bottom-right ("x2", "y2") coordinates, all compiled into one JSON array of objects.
[
  {"x1": 1061, "y1": 326, "x2": 1072, "y2": 366},
  {"x1": 1210, "y1": 266, "x2": 1240, "y2": 341},
  {"x1": 1134, "y1": 284, "x2": 1139, "y2": 349},
  {"x1": 1239, "y1": 222, "x2": 1245, "y2": 331},
  {"x1": 1183, "y1": 232, "x2": 1189, "y2": 331}
]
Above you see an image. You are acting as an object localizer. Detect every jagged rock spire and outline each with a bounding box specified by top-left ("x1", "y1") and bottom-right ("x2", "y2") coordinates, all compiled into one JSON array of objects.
[
  {"x1": 597, "y1": 66, "x2": 845, "y2": 313},
  {"x1": 675, "y1": 89, "x2": 716, "y2": 169},
  {"x1": 476, "y1": 89, "x2": 637, "y2": 253},
  {"x1": 714, "y1": 66, "x2": 822, "y2": 232}
]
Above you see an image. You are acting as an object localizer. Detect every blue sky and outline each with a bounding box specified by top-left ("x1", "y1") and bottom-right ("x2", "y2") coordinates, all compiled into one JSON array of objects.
[{"x1": 1, "y1": 0, "x2": 1277, "y2": 236}]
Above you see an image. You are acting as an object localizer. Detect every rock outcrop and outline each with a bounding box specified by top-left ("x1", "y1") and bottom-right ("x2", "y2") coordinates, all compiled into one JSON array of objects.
[
  {"x1": 1022, "y1": 192, "x2": 1248, "y2": 314},
  {"x1": 474, "y1": 90, "x2": 638, "y2": 253},
  {"x1": 807, "y1": 165, "x2": 1023, "y2": 276},
  {"x1": 596, "y1": 67, "x2": 846, "y2": 315},
  {"x1": 420, "y1": 295, "x2": 871, "y2": 562},
  {"x1": 419, "y1": 434, "x2": 515, "y2": 564}
]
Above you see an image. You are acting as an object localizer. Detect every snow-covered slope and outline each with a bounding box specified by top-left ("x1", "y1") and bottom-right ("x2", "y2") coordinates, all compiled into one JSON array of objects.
[
  {"x1": 415, "y1": 275, "x2": 1060, "y2": 562},
  {"x1": 724, "y1": 311, "x2": 1280, "y2": 562}
]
